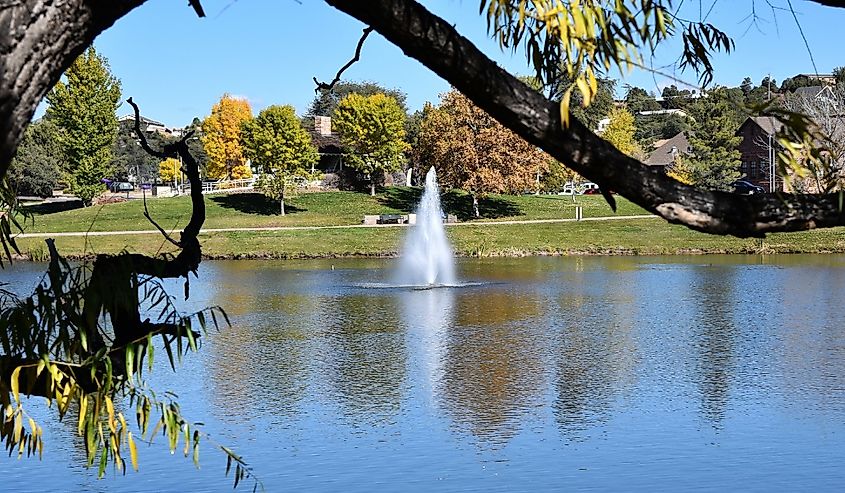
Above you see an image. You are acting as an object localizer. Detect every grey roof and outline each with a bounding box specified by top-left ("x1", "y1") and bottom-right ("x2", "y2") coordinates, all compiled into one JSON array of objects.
[
  {"x1": 118, "y1": 114, "x2": 165, "y2": 127},
  {"x1": 644, "y1": 132, "x2": 690, "y2": 167},
  {"x1": 793, "y1": 86, "x2": 824, "y2": 98},
  {"x1": 746, "y1": 116, "x2": 784, "y2": 136}
]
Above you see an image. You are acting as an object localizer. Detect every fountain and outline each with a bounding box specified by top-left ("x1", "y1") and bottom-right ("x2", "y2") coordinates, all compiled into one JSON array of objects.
[{"x1": 396, "y1": 167, "x2": 456, "y2": 287}]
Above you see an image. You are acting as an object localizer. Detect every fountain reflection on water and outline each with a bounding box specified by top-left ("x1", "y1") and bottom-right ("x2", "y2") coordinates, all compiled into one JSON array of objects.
[{"x1": 395, "y1": 167, "x2": 457, "y2": 287}]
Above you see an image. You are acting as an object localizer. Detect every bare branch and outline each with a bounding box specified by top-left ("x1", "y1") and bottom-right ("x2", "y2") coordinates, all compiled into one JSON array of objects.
[
  {"x1": 143, "y1": 193, "x2": 182, "y2": 247},
  {"x1": 313, "y1": 27, "x2": 374, "y2": 92}
]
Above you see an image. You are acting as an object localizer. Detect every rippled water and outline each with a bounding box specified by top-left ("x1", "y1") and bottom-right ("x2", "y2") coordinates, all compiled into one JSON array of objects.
[{"x1": 2, "y1": 256, "x2": 845, "y2": 492}]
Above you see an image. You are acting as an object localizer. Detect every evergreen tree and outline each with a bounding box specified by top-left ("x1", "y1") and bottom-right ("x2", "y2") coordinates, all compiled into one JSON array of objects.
[
  {"x1": 625, "y1": 86, "x2": 661, "y2": 113},
  {"x1": 9, "y1": 119, "x2": 63, "y2": 197},
  {"x1": 306, "y1": 81, "x2": 407, "y2": 118},
  {"x1": 685, "y1": 90, "x2": 742, "y2": 190},
  {"x1": 45, "y1": 46, "x2": 121, "y2": 205}
]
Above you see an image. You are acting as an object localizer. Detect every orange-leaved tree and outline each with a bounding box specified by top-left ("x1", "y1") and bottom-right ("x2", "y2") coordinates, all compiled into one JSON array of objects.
[
  {"x1": 414, "y1": 89, "x2": 548, "y2": 217},
  {"x1": 201, "y1": 94, "x2": 253, "y2": 180}
]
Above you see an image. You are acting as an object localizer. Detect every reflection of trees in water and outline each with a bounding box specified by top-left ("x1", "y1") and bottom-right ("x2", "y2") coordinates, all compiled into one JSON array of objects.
[
  {"x1": 553, "y1": 284, "x2": 637, "y2": 438},
  {"x1": 438, "y1": 290, "x2": 546, "y2": 446},
  {"x1": 322, "y1": 294, "x2": 407, "y2": 424},
  {"x1": 690, "y1": 266, "x2": 737, "y2": 427},
  {"x1": 779, "y1": 266, "x2": 845, "y2": 416},
  {"x1": 208, "y1": 293, "x2": 319, "y2": 422}
]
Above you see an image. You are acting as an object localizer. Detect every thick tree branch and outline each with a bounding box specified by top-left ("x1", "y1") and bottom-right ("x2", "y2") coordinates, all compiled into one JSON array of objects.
[{"x1": 326, "y1": 0, "x2": 845, "y2": 237}]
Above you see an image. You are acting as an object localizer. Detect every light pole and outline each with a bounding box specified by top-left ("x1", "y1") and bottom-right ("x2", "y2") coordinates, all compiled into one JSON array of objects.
[{"x1": 768, "y1": 131, "x2": 775, "y2": 192}]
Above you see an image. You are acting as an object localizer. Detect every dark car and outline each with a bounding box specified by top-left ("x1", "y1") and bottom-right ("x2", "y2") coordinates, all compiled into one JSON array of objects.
[{"x1": 732, "y1": 180, "x2": 764, "y2": 195}]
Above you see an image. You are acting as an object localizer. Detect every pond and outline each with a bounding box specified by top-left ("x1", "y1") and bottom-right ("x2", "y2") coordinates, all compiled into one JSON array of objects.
[{"x1": 2, "y1": 256, "x2": 845, "y2": 492}]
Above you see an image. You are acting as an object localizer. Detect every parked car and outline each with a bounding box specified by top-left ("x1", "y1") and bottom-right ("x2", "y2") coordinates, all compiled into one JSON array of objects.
[
  {"x1": 583, "y1": 187, "x2": 602, "y2": 195},
  {"x1": 732, "y1": 180, "x2": 764, "y2": 195}
]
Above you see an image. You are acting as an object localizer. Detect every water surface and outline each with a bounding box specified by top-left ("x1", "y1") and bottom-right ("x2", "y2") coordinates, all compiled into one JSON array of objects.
[{"x1": 2, "y1": 255, "x2": 844, "y2": 492}]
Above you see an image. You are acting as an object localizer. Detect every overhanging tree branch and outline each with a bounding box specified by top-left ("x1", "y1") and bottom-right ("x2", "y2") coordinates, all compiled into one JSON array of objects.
[{"x1": 325, "y1": 0, "x2": 845, "y2": 237}]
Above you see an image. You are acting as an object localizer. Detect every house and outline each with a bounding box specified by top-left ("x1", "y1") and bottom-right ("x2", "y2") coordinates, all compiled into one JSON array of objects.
[
  {"x1": 797, "y1": 73, "x2": 838, "y2": 86},
  {"x1": 735, "y1": 116, "x2": 782, "y2": 191},
  {"x1": 118, "y1": 114, "x2": 184, "y2": 138},
  {"x1": 644, "y1": 132, "x2": 691, "y2": 172},
  {"x1": 308, "y1": 116, "x2": 344, "y2": 173},
  {"x1": 637, "y1": 109, "x2": 689, "y2": 118},
  {"x1": 792, "y1": 85, "x2": 836, "y2": 102}
]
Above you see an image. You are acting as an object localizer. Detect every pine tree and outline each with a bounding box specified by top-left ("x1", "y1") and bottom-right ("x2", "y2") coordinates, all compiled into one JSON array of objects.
[{"x1": 685, "y1": 90, "x2": 742, "y2": 190}]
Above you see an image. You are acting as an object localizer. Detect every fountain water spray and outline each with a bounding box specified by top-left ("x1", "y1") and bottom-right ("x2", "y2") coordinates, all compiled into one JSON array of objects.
[{"x1": 396, "y1": 168, "x2": 456, "y2": 286}]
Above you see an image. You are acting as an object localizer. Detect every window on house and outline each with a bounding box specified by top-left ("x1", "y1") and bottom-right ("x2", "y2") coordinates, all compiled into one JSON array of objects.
[
  {"x1": 741, "y1": 161, "x2": 748, "y2": 175},
  {"x1": 750, "y1": 161, "x2": 757, "y2": 178}
]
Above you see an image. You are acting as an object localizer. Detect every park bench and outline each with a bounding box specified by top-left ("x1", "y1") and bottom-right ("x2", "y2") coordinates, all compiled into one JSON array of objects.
[{"x1": 362, "y1": 214, "x2": 419, "y2": 225}]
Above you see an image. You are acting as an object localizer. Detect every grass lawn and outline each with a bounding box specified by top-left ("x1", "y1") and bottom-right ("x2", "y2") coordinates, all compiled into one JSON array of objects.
[
  {"x1": 17, "y1": 188, "x2": 646, "y2": 234},
  {"x1": 13, "y1": 187, "x2": 845, "y2": 259},
  {"x1": 15, "y1": 217, "x2": 845, "y2": 260}
]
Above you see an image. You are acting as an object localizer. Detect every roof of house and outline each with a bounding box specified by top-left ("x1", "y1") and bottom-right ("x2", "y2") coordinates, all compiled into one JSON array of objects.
[
  {"x1": 793, "y1": 86, "x2": 825, "y2": 98},
  {"x1": 644, "y1": 132, "x2": 690, "y2": 167},
  {"x1": 742, "y1": 116, "x2": 785, "y2": 136},
  {"x1": 118, "y1": 114, "x2": 165, "y2": 127}
]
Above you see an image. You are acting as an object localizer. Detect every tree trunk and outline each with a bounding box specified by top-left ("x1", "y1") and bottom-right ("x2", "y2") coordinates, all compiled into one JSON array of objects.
[
  {"x1": 370, "y1": 181, "x2": 376, "y2": 196},
  {"x1": 472, "y1": 194, "x2": 480, "y2": 218},
  {"x1": 280, "y1": 189, "x2": 285, "y2": 216},
  {"x1": 0, "y1": 0, "x2": 148, "y2": 175}
]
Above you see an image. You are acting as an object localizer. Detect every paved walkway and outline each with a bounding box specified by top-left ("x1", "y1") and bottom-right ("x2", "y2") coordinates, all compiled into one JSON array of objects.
[{"x1": 14, "y1": 214, "x2": 658, "y2": 238}]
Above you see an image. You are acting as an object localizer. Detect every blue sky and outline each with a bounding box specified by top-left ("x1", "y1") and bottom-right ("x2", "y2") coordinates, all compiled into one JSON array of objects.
[{"x1": 80, "y1": 0, "x2": 845, "y2": 127}]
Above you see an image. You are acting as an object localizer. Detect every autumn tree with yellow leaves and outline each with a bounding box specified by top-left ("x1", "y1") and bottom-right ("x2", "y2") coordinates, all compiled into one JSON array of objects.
[
  {"x1": 201, "y1": 94, "x2": 253, "y2": 180},
  {"x1": 332, "y1": 93, "x2": 408, "y2": 196},
  {"x1": 601, "y1": 107, "x2": 640, "y2": 157},
  {"x1": 158, "y1": 157, "x2": 180, "y2": 185}
]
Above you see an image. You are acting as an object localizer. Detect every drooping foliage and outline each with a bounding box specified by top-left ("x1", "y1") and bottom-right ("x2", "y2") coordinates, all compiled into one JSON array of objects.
[
  {"x1": 481, "y1": 0, "x2": 732, "y2": 124},
  {"x1": 201, "y1": 95, "x2": 253, "y2": 180},
  {"x1": 45, "y1": 46, "x2": 121, "y2": 205}
]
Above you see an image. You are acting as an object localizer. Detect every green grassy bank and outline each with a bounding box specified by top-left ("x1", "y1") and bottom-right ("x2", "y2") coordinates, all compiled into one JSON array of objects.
[{"x1": 13, "y1": 188, "x2": 845, "y2": 260}]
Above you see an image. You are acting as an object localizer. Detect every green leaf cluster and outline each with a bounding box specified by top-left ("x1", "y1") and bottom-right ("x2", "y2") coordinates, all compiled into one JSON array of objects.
[
  {"x1": 242, "y1": 105, "x2": 318, "y2": 177},
  {"x1": 333, "y1": 93, "x2": 409, "y2": 194},
  {"x1": 9, "y1": 119, "x2": 63, "y2": 197},
  {"x1": 46, "y1": 46, "x2": 121, "y2": 205}
]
